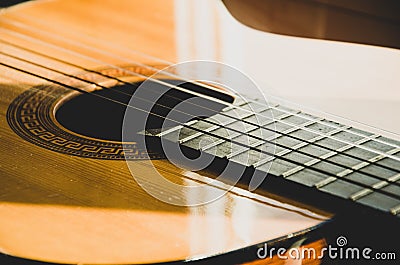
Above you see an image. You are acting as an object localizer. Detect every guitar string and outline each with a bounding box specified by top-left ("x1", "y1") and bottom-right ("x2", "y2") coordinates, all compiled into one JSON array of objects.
[
  {"x1": 2, "y1": 32, "x2": 400, "y2": 176},
  {"x1": 1, "y1": 39, "x2": 398, "y2": 201},
  {"x1": 1, "y1": 69, "x2": 330, "y2": 219},
  {"x1": 2, "y1": 49, "x2": 400, "y2": 190},
  {"x1": 2, "y1": 77, "x2": 323, "y2": 220},
  {"x1": 11, "y1": 13, "x2": 400, "y2": 149},
  {"x1": 1, "y1": 42, "x2": 399, "y2": 177},
  {"x1": 3, "y1": 27, "x2": 400, "y2": 169},
  {"x1": 2, "y1": 59, "x2": 400, "y2": 202},
  {"x1": 2, "y1": 21, "x2": 400, "y2": 162},
  {"x1": 2, "y1": 18, "x2": 400, "y2": 194},
  {"x1": 5, "y1": 18, "x2": 400, "y2": 158}
]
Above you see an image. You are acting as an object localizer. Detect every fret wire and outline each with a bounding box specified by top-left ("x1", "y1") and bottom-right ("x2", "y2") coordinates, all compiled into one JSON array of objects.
[
  {"x1": 3, "y1": 33, "x2": 400, "y2": 194},
  {"x1": 2, "y1": 25, "x2": 400, "y2": 162},
  {"x1": 9, "y1": 12, "x2": 400, "y2": 153},
  {"x1": 180, "y1": 108, "x2": 400, "y2": 191},
  {"x1": 267, "y1": 110, "x2": 399, "y2": 161},
  {"x1": 178, "y1": 101, "x2": 253, "y2": 144},
  {"x1": 390, "y1": 204, "x2": 400, "y2": 216},
  {"x1": 175, "y1": 116, "x2": 400, "y2": 200},
  {"x1": 3, "y1": 44, "x2": 400, "y2": 190},
  {"x1": 337, "y1": 147, "x2": 400, "y2": 177},
  {"x1": 200, "y1": 111, "x2": 293, "y2": 152},
  {"x1": 312, "y1": 135, "x2": 379, "y2": 188},
  {"x1": 229, "y1": 117, "x2": 321, "y2": 161},
  {"x1": 350, "y1": 173, "x2": 400, "y2": 201},
  {"x1": 315, "y1": 144, "x2": 400, "y2": 189},
  {"x1": 6, "y1": 12, "x2": 400, "y2": 217},
  {"x1": 287, "y1": 136, "x2": 376, "y2": 185},
  {"x1": 7, "y1": 11, "x2": 400, "y2": 153},
  {"x1": 197, "y1": 97, "x2": 400, "y2": 174},
  {"x1": 155, "y1": 120, "x2": 197, "y2": 138},
  {"x1": 220, "y1": 105, "x2": 236, "y2": 112},
  {"x1": 225, "y1": 112, "x2": 307, "y2": 159},
  {"x1": 253, "y1": 131, "x2": 340, "y2": 169},
  {"x1": 279, "y1": 127, "x2": 355, "y2": 178},
  {"x1": 350, "y1": 189, "x2": 373, "y2": 202},
  {"x1": 7, "y1": 57, "x2": 400, "y2": 202},
  {"x1": 253, "y1": 125, "x2": 347, "y2": 168},
  {"x1": 250, "y1": 99, "x2": 400, "y2": 152},
  {"x1": 3, "y1": 35, "x2": 400, "y2": 173}
]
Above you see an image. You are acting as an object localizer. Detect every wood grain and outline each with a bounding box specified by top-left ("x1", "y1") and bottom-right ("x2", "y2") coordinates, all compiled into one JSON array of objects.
[{"x1": 0, "y1": 0, "x2": 327, "y2": 264}]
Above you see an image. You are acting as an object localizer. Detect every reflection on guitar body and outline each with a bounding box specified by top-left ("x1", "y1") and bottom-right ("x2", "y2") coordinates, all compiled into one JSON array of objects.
[{"x1": 0, "y1": 0, "x2": 399, "y2": 264}]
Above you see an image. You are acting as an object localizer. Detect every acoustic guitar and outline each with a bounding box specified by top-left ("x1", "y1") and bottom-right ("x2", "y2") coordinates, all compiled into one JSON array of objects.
[{"x1": 0, "y1": 1, "x2": 399, "y2": 264}]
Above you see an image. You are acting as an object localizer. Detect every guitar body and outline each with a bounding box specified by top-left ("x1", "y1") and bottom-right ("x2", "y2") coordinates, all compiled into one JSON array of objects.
[{"x1": 0, "y1": 0, "x2": 399, "y2": 264}]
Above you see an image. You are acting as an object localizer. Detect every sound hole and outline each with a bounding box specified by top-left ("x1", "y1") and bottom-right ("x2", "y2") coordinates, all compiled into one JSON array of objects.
[{"x1": 56, "y1": 80, "x2": 232, "y2": 142}]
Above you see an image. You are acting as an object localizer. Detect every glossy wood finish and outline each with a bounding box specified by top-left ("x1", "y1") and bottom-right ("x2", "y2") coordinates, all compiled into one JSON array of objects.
[{"x1": 0, "y1": 0, "x2": 328, "y2": 264}]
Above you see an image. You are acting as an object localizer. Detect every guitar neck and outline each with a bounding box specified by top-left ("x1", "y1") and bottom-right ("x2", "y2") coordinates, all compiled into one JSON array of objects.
[{"x1": 154, "y1": 98, "x2": 400, "y2": 220}]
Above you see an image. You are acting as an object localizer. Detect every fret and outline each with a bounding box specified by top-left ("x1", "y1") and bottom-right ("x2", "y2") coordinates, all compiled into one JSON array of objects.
[
  {"x1": 390, "y1": 204, "x2": 400, "y2": 216},
  {"x1": 315, "y1": 142, "x2": 398, "y2": 189},
  {"x1": 375, "y1": 156, "x2": 400, "y2": 173},
  {"x1": 220, "y1": 104, "x2": 236, "y2": 112},
  {"x1": 371, "y1": 149, "x2": 400, "y2": 163},
  {"x1": 350, "y1": 173, "x2": 400, "y2": 201},
  {"x1": 379, "y1": 135, "x2": 400, "y2": 149},
  {"x1": 200, "y1": 133, "x2": 238, "y2": 152},
  {"x1": 252, "y1": 118, "x2": 331, "y2": 168},
  {"x1": 350, "y1": 189, "x2": 373, "y2": 202},
  {"x1": 227, "y1": 111, "x2": 311, "y2": 160},
  {"x1": 155, "y1": 120, "x2": 197, "y2": 137},
  {"x1": 178, "y1": 105, "x2": 298, "y2": 166},
  {"x1": 319, "y1": 175, "x2": 400, "y2": 212},
  {"x1": 200, "y1": 111, "x2": 292, "y2": 152},
  {"x1": 342, "y1": 147, "x2": 400, "y2": 177},
  {"x1": 178, "y1": 109, "x2": 256, "y2": 144},
  {"x1": 252, "y1": 100, "x2": 400, "y2": 153},
  {"x1": 361, "y1": 135, "x2": 398, "y2": 153},
  {"x1": 288, "y1": 121, "x2": 398, "y2": 161},
  {"x1": 279, "y1": 128, "x2": 370, "y2": 180},
  {"x1": 228, "y1": 98, "x2": 276, "y2": 112},
  {"x1": 200, "y1": 132, "x2": 240, "y2": 152},
  {"x1": 226, "y1": 139, "x2": 264, "y2": 159},
  {"x1": 156, "y1": 98, "x2": 400, "y2": 218},
  {"x1": 282, "y1": 135, "x2": 380, "y2": 190},
  {"x1": 343, "y1": 135, "x2": 400, "y2": 166},
  {"x1": 356, "y1": 190, "x2": 400, "y2": 213},
  {"x1": 255, "y1": 128, "x2": 352, "y2": 185},
  {"x1": 175, "y1": 101, "x2": 271, "y2": 150}
]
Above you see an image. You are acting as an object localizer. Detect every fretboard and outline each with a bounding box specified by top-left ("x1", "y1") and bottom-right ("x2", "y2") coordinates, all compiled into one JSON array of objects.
[{"x1": 153, "y1": 99, "x2": 400, "y2": 219}]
